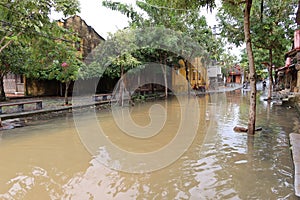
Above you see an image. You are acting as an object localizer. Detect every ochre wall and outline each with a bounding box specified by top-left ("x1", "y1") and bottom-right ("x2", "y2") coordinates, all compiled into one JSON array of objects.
[{"x1": 26, "y1": 79, "x2": 61, "y2": 96}]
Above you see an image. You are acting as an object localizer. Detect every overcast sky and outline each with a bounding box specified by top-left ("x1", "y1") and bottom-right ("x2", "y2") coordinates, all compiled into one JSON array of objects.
[
  {"x1": 77, "y1": 0, "x2": 134, "y2": 38},
  {"x1": 77, "y1": 0, "x2": 218, "y2": 39}
]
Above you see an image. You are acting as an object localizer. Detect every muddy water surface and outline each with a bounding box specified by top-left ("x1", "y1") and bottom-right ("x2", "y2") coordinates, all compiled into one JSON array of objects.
[{"x1": 0, "y1": 90, "x2": 299, "y2": 199}]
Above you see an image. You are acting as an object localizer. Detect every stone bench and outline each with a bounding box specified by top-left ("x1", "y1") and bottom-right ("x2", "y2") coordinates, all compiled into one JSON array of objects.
[
  {"x1": 135, "y1": 88, "x2": 151, "y2": 95},
  {"x1": 0, "y1": 100, "x2": 43, "y2": 114},
  {"x1": 92, "y1": 93, "x2": 112, "y2": 101}
]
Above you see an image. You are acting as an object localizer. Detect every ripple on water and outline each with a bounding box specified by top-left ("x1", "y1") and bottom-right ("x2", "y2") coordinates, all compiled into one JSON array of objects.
[{"x1": 0, "y1": 92, "x2": 299, "y2": 199}]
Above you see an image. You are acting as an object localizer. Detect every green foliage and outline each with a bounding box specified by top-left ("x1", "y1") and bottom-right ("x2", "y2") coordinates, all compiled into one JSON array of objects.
[
  {"x1": 103, "y1": 0, "x2": 222, "y2": 61},
  {"x1": 22, "y1": 14, "x2": 85, "y2": 82},
  {"x1": 0, "y1": 0, "x2": 80, "y2": 52},
  {"x1": 78, "y1": 59, "x2": 104, "y2": 80},
  {"x1": 240, "y1": 46, "x2": 285, "y2": 72},
  {"x1": 0, "y1": 40, "x2": 29, "y2": 99},
  {"x1": 217, "y1": 1, "x2": 245, "y2": 47},
  {"x1": 103, "y1": 0, "x2": 216, "y2": 28},
  {"x1": 83, "y1": 28, "x2": 141, "y2": 79},
  {"x1": 219, "y1": 51, "x2": 238, "y2": 76},
  {"x1": 0, "y1": 0, "x2": 81, "y2": 100},
  {"x1": 25, "y1": 33, "x2": 83, "y2": 83},
  {"x1": 218, "y1": 0, "x2": 297, "y2": 66},
  {"x1": 0, "y1": 42, "x2": 27, "y2": 77}
]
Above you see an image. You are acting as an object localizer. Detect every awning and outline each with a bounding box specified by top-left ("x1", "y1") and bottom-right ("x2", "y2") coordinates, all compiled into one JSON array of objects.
[
  {"x1": 276, "y1": 66, "x2": 288, "y2": 72},
  {"x1": 276, "y1": 64, "x2": 295, "y2": 72}
]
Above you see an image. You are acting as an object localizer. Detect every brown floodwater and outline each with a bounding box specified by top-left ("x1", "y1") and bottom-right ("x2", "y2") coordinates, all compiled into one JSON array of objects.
[{"x1": 0, "y1": 90, "x2": 299, "y2": 199}]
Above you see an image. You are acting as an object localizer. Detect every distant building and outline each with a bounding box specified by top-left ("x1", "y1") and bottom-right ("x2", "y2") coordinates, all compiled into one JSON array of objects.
[
  {"x1": 207, "y1": 65, "x2": 222, "y2": 89},
  {"x1": 276, "y1": 30, "x2": 300, "y2": 92},
  {"x1": 172, "y1": 57, "x2": 208, "y2": 92},
  {"x1": 227, "y1": 64, "x2": 242, "y2": 84},
  {"x1": 58, "y1": 15, "x2": 105, "y2": 60}
]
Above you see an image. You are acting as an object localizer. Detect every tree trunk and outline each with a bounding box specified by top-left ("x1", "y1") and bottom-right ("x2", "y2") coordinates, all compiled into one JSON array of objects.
[
  {"x1": 0, "y1": 75, "x2": 6, "y2": 101},
  {"x1": 138, "y1": 70, "x2": 141, "y2": 96},
  {"x1": 296, "y1": 0, "x2": 300, "y2": 25},
  {"x1": 267, "y1": 49, "x2": 273, "y2": 100},
  {"x1": 185, "y1": 60, "x2": 191, "y2": 96},
  {"x1": 64, "y1": 81, "x2": 70, "y2": 105},
  {"x1": 160, "y1": 55, "x2": 168, "y2": 98},
  {"x1": 244, "y1": 0, "x2": 257, "y2": 135},
  {"x1": 161, "y1": 64, "x2": 168, "y2": 98},
  {"x1": 260, "y1": 0, "x2": 264, "y2": 22},
  {"x1": 119, "y1": 65, "x2": 124, "y2": 106},
  {"x1": 164, "y1": 54, "x2": 168, "y2": 98},
  {"x1": 151, "y1": 83, "x2": 154, "y2": 94}
]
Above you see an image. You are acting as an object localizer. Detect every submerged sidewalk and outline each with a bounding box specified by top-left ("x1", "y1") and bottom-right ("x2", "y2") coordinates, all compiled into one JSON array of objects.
[
  {"x1": 1, "y1": 84, "x2": 244, "y2": 120},
  {"x1": 0, "y1": 83, "x2": 245, "y2": 123},
  {"x1": 0, "y1": 95, "x2": 108, "y2": 120},
  {"x1": 290, "y1": 133, "x2": 300, "y2": 197},
  {"x1": 195, "y1": 83, "x2": 243, "y2": 95}
]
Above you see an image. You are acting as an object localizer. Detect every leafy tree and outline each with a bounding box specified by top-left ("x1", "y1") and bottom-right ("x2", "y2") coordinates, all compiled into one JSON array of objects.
[
  {"x1": 103, "y1": 0, "x2": 220, "y2": 58},
  {"x1": 103, "y1": 0, "x2": 216, "y2": 28},
  {"x1": 243, "y1": 0, "x2": 256, "y2": 134},
  {"x1": 103, "y1": 0, "x2": 220, "y2": 97},
  {"x1": 25, "y1": 29, "x2": 84, "y2": 105},
  {"x1": 217, "y1": 0, "x2": 256, "y2": 134},
  {"x1": 0, "y1": 43, "x2": 27, "y2": 100},
  {"x1": 218, "y1": 0, "x2": 297, "y2": 134},
  {"x1": 104, "y1": 30, "x2": 141, "y2": 79},
  {"x1": 218, "y1": 0, "x2": 297, "y2": 92},
  {"x1": 105, "y1": 30, "x2": 141, "y2": 105},
  {"x1": 219, "y1": 51, "x2": 238, "y2": 80},
  {"x1": 0, "y1": 0, "x2": 79, "y2": 53},
  {"x1": 84, "y1": 28, "x2": 141, "y2": 105},
  {"x1": 0, "y1": 0, "x2": 80, "y2": 100},
  {"x1": 53, "y1": 58, "x2": 82, "y2": 105},
  {"x1": 250, "y1": 0, "x2": 297, "y2": 99},
  {"x1": 109, "y1": 52, "x2": 141, "y2": 105}
]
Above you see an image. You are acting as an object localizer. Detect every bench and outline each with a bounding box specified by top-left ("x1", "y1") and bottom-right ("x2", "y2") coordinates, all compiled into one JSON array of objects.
[
  {"x1": 92, "y1": 93, "x2": 112, "y2": 101},
  {"x1": 0, "y1": 100, "x2": 43, "y2": 114},
  {"x1": 135, "y1": 88, "x2": 151, "y2": 95}
]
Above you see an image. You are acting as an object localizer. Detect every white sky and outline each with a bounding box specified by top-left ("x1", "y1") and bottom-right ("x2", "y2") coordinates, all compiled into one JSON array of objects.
[
  {"x1": 77, "y1": 0, "x2": 218, "y2": 39},
  {"x1": 77, "y1": 0, "x2": 135, "y2": 39}
]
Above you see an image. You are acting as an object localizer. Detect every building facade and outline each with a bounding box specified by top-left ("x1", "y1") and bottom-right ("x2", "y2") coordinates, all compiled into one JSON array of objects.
[
  {"x1": 172, "y1": 57, "x2": 208, "y2": 92},
  {"x1": 226, "y1": 64, "x2": 243, "y2": 84},
  {"x1": 277, "y1": 30, "x2": 300, "y2": 92}
]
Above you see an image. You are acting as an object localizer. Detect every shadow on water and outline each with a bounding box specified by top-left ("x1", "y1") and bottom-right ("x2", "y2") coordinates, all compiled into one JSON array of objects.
[{"x1": 0, "y1": 89, "x2": 299, "y2": 199}]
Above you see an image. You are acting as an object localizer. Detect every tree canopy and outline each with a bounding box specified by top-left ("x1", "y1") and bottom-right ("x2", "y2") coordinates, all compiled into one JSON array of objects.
[
  {"x1": 102, "y1": 0, "x2": 223, "y2": 61},
  {"x1": 0, "y1": 0, "x2": 81, "y2": 100},
  {"x1": 0, "y1": 0, "x2": 80, "y2": 53}
]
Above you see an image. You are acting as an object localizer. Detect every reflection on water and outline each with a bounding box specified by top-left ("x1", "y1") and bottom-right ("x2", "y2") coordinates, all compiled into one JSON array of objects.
[{"x1": 0, "y1": 90, "x2": 299, "y2": 199}]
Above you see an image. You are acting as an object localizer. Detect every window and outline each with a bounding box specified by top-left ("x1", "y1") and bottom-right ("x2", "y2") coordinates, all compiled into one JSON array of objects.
[{"x1": 192, "y1": 71, "x2": 196, "y2": 80}]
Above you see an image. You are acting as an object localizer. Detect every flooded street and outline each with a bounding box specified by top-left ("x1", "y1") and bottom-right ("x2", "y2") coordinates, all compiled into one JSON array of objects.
[{"x1": 0, "y1": 90, "x2": 299, "y2": 199}]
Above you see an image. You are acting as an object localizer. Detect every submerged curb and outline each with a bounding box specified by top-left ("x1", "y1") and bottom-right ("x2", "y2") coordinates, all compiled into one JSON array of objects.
[
  {"x1": 289, "y1": 133, "x2": 300, "y2": 197},
  {"x1": 0, "y1": 100, "x2": 111, "y2": 120},
  {"x1": 0, "y1": 84, "x2": 244, "y2": 130},
  {"x1": 0, "y1": 85, "x2": 244, "y2": 121}
]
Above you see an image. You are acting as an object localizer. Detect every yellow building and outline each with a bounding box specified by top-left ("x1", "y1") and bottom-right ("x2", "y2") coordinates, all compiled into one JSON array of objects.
[{"x1": 172, "y1": 57, "x2": 208, "y2": 92}]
